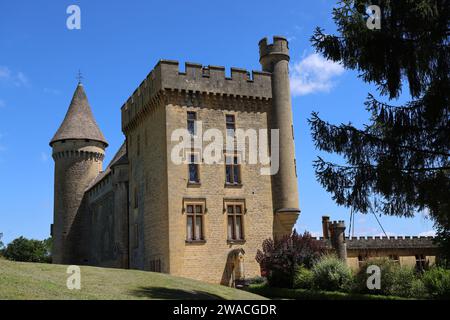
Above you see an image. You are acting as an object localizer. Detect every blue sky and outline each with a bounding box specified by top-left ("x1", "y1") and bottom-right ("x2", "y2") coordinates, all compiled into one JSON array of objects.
[{"x1": 0, "y1": 0, "x2": 435, "y2": 244}]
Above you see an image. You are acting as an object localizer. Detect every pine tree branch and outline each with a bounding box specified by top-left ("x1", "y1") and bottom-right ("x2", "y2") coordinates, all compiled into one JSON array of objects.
[
  {"x1": 315, "y1": 157, "x2": 450, "y2": 173},
  {"x1": 311, "y1": 113, "x2": 450, "y2": 157},
  {"x1": 366, "y1": 93, "x2": 422, "y2": 111}
]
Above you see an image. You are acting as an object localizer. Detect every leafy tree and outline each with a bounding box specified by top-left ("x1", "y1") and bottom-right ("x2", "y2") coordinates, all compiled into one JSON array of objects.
[
  {"x1": 43, "y1": 237, "x2": 52, "y2": 258},
  {"x1": 255, "y1": 230, "x2": 325, "y2": 288},
  {"x1": 3, "y1": 236, "x2": 52, "y2": 263},
  {"x1": 309, "y1": 0, "x2": 449, "y2": 252},
  {"x1": 435, "y1": 222, "x2": 450, "y2": 267},
  {"x1": 0, "y1": 233, "x2": 4, "y2": 256}
]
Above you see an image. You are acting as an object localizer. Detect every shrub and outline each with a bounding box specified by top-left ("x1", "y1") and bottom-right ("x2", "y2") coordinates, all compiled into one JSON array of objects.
[
  {"x1": 410, "y1": 278, "x2": 428, "y2": 299},
  {"x1": 422, "y1": 267, "x2": 450, "y2": 299},
  {"x1": 355, "y1": 258, "x2": 427, "y2": 298},
  {"x1": 355, "y1": 258, "x2": 397, "y2": 295},
  {"x1": 3, "y1": 236, "x2": 52, "y2": 263},
  {"x1": 388, "y1": 266, "x2": 426, "y2": 298},
  {"x1": 255, "y1": 230, "x2": 325, "y2": 288},
  {"x1": 293, "y1": 266, "x2": 314, "y2": 289},
  {"x1": 247, "y1": 276, "x2": 267, "y2": 285},
  {"x1": 311, "y1": 255, "x2": 353, "y2": 292}
]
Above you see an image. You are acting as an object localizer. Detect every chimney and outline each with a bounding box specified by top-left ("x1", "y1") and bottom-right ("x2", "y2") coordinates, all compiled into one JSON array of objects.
[{"x1": 322, "y1": 216, "x2": 330, "y2": 239}]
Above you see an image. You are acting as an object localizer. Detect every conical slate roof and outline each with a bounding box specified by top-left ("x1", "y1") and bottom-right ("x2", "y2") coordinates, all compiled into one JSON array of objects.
[{"x1": 50, "y1": 83, "x2": 108, "y2": 146}]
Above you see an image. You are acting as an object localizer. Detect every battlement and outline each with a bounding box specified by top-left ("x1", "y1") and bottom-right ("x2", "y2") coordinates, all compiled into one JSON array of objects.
[
  {"x1": 259, "y1": 36, "x2": 290, "y2": 66},
  {"x1": 330, "y1": 220, "x2": 346, "y2": 229},
  {"x1": 315, "y1": 236, "x2": 438, "y2": 250},
  {"x1": 121, "y1": 59, "x2": 272, "y2": 132}
]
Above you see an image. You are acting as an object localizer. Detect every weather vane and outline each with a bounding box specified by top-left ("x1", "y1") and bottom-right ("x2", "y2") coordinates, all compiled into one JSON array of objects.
[{"x1": 76, "y1": 69, "x2": 83, "y2": 84}]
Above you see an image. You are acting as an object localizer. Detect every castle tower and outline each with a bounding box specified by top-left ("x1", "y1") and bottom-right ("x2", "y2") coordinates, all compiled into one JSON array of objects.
[
  {"x1": 50, "y1": 83, "x2": 107, "y2": 264},
  {"x1": 259, "y1": 36, "x2": 300, "y2": 238},
  {"x1": 329, "y1": 220, "x2": 347, "y2": 261}
]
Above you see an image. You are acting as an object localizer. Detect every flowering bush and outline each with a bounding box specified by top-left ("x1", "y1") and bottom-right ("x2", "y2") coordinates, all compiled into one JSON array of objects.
[{"x1": 255, "y1": 230, "x2": 324, "y2": 288}]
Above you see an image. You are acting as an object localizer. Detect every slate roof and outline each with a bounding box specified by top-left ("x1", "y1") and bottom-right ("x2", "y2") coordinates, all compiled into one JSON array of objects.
[{"x1": 50, "y1": 83, "x2": 108, "y2": 146}]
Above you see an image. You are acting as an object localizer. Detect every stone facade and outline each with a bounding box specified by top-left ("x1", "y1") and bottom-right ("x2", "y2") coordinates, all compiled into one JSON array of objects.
[
  {"x1": 51, "y1": 36, "x2": 300, "y2": 285},
  {"x1": 50, "y1": 36, "x2": 439, "y2": 285}
]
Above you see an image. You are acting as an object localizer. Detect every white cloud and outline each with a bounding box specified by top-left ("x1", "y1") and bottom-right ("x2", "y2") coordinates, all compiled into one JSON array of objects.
[
  {"x1": 418, "y1": 230, "x2": 436, "y2": 237},
  {"x1": 0, "y1": 66, "x2": 30, "y2": 87},
  {"x1": 290, "y1": 53, "x2": 344, "y2": 96}
]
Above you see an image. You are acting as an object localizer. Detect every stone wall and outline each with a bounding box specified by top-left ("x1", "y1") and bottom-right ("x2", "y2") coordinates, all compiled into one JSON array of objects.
[
  {"x1": 51, "y1": 139, "x2": 105, "y2": 264},
  {"x1": 317, "y1": 236, "x2": 438, "y2": 271},
  {"x1": 120, "y1": 58, "x2": 276, "y2": 283},
  {"x1": 121, "y1": 60, "x2": 272, "y2": 133},
  {"x1": 86, "y1": 160, "x2": 130, "y2": 269},
  {"x1": 127, "y1": 99, "x2": 170, "y2": 272},
  {"x1": 165, "y1": 96, "x2": 274, "y2": 284}
]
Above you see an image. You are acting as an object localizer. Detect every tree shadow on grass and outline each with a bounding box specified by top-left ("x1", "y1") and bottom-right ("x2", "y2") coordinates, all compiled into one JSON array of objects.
[{"x1": 130, "y1": 286, "x2": 224, "y2": 300}]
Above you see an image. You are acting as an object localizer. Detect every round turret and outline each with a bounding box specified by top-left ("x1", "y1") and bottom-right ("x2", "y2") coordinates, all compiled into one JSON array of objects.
[
  {"x1": 259, "y1": 36, "x2": 300, "y2": 238},
  {"x1": 259, "y1": 36, "x2": 290, "y2": 72},
  {"x1": 50, "y1": 83, "x2": 107, "y2": 264}
]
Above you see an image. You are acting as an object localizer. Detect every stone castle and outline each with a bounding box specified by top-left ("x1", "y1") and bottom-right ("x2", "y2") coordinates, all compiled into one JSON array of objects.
[
  {"x1": 50, "y1": 36, "x2": 438, "y2": 285},
  {"x1": 50, "y1": 36, "x2": 300, "y2": 284}
]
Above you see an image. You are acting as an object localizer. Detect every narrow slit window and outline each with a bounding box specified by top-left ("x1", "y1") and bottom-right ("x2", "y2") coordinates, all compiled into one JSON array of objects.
[
  {"x1": 187, "y1": 112, "x2": 197, "y2": 135},
  {"x1": 188, "y1": 154, "x2": 200, "y2": 183}
]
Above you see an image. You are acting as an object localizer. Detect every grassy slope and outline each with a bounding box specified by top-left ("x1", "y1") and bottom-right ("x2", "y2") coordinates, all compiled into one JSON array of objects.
[{"x1": 0, "y1": 259, "x2": 265, "y2": 300}]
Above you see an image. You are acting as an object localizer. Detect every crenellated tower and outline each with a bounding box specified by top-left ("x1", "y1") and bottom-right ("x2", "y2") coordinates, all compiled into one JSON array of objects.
[
  {"x1": 259, "y1": 36, "x2": 300, "y2": 238},
  {"x1": 50, "y1": 83, "x2": 107, "y2": 264},
  {"x1": 329, "y1": 220, "x2": 347, "y2": 261}
]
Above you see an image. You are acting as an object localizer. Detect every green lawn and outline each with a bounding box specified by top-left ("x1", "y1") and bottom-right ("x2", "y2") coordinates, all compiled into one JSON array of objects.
[
  {"x1": 0, "y1": 259, "x2": 265, "y2": 300},
  {"x1": 247, "y1": 284, "x2": 409, "y2": 300}
]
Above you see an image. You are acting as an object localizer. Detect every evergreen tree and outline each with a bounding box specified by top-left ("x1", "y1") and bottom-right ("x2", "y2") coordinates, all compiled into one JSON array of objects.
[{"x1": 309, "y1": 0, "x2": 449, "y2": 253}]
